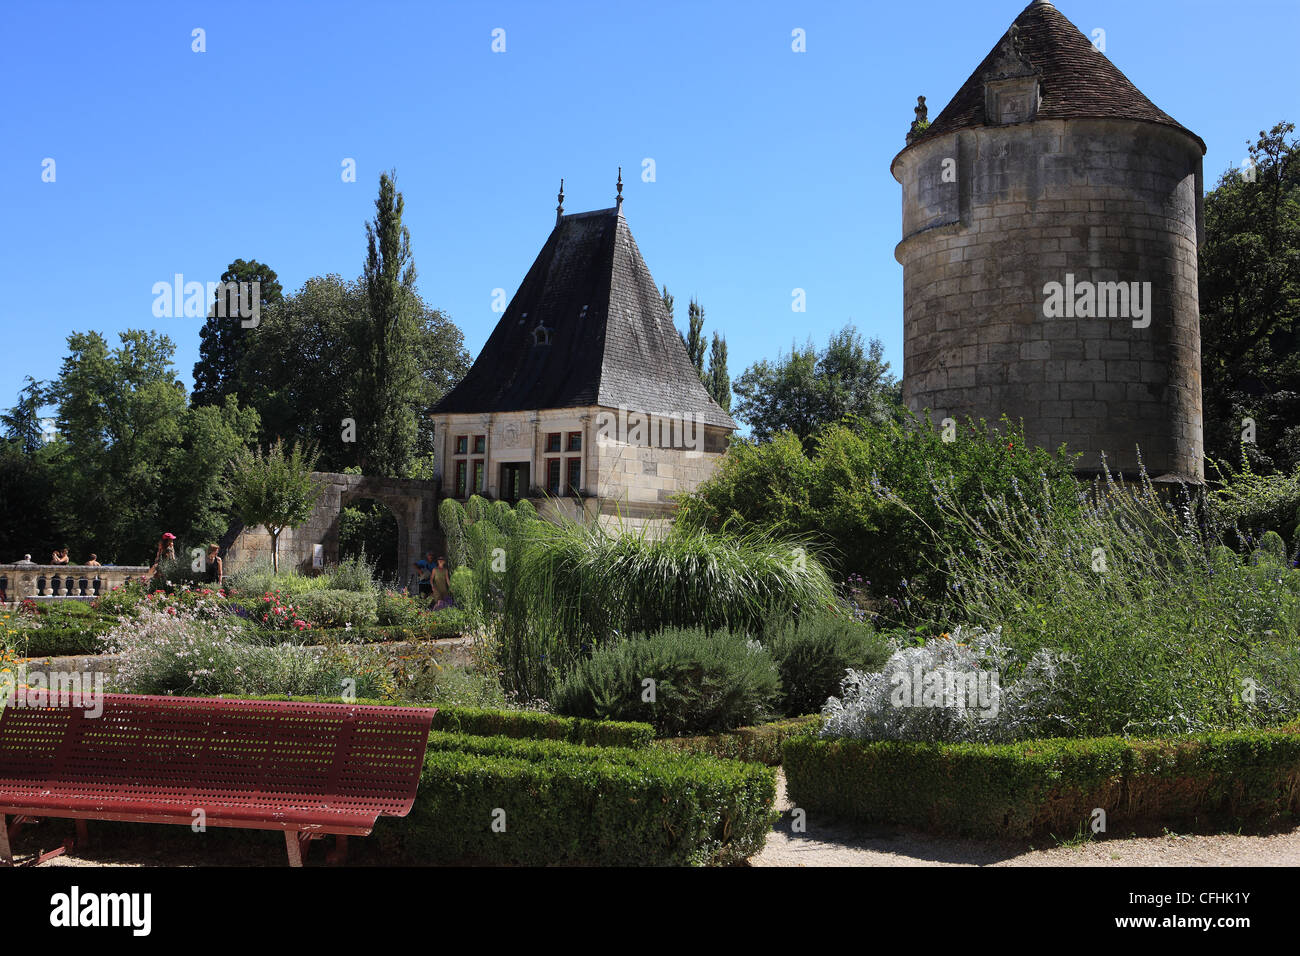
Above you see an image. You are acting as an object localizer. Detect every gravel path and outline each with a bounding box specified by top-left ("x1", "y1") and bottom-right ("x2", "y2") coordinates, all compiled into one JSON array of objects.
[
  {"x1": 752, "y1": 771, "x2": 1300, "y2": 867},
  {"x1": 13, "y1": 770, "x2": 1300, "y2": 867}
]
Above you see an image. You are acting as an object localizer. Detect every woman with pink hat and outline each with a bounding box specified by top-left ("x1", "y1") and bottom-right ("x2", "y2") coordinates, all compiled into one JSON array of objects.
[{"x1": 147, "y1": 532, "x2": 177, "y2": 580}]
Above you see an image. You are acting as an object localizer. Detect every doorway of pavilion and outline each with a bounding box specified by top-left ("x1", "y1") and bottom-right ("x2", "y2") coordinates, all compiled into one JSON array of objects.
[{"x1": 500, "y1": 462, "x2": 530, "y2": 503}]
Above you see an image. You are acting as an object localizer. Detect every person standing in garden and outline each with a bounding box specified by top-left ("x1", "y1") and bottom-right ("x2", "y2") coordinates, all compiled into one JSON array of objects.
[
  {"x1": 147, "y1": 532, "x2": 176, "y2": 579},
  {"x1": 430, "y1": 555, "x2": 452, "y2": 610},
  {"x1": 414, "y1": 550, "x2": 435, "y2": 597},
  {"x1": 205, "y1": 544, "x2": 223, "y2": 588}
]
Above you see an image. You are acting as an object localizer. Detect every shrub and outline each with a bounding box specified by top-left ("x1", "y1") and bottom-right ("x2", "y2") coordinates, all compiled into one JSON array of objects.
[
  {"x1": 378, "y1": 732, "x2": 777, "y2": 865},
  {"x1": 430, "y1": 705, "x2": 653, "y2": 748},
  {"x1": 500, "y1": 519, "x2": 837, "y2": 699},
  {"x1": 675, "y1": 414, "x2": 1081, "y2": 626},
  {"x1": 935, "y1": 465, "x2": 1300, "y2": 736},
  {"x1": 92, "y1": 579, "x2": 148, "y2": 617},
  {"x1": 765, "y1": 612, "x2": 891, "y2": 715},
  {"x1": 656, "y1": 714, "x2": 824, "y2": 765},
  {"x1": 1206, "y1": 456, "x2": 1300, "y2": 553},
  {"x1": 376, "y1": 590, "x2": 423, "y2": 627},
  {"x1": 327, "y1": 552, "x2": 377, "y2": 593},
  {"x1": 104, "y1": 604, "x2": 392, "y2": 699},
  {"x1": 294, "y1": 589, "x2": 378, "y2": 628},
  {"x1": 552, "y1": 628, "x2": 782, "y2": 736},
  {"x1": 240, "y1": 696, "x2": 654, "y2": 748},
  {"x1": 783, "y1": 724, "x2": 1300, "y2": 839},
  {"x1": 819, "y1": 628, "x2": 1086, "y2": 743},
  {"x1": 225, "y1": 562, "x2": 330, "y2": 599}
]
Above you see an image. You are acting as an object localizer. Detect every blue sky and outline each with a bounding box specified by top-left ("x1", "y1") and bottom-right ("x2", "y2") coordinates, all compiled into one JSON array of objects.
[{"x1": 2, "y1": 0, "x2": 1296, "y2": 415}]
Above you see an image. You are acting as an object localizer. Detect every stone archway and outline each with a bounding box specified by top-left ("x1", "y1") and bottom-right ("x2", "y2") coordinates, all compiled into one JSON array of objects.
[{"x1": 226, "y1": 473, "x2": 442, "y2": 587}]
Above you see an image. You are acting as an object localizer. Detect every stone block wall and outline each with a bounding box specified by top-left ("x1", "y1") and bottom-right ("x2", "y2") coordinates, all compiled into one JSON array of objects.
[{"x1": 892, "y1": 117, "x2": 1204, "y2": 479}]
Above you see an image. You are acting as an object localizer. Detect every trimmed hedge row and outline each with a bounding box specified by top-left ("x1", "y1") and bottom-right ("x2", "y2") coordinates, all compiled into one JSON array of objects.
[
  {"x1": 378, "y1": 731, "x2": 778, "y2": 865},
  {"x1": 655, "y1": 715, "x2": 824, "y2": 766},
  {"x1": 783, "y1": 724, "x2": 1300, "y2": 839},
  {"x1": 431, "y1": 705, "x2": 653, "y2": 749},
  {"x1": 13, "y1": 625, "x2": 105, "y2": 658},
  {"x1": 240, "y1": 695, "x2": 654, "y2": 749}
]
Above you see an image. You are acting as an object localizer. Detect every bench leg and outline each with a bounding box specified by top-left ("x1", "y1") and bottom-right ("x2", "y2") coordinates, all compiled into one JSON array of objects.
[
  {"x1": 285, "y1": 830, "x2": 312, "y2": 867},
  {"x1": 325, "y1": 834, "x2": 348, "y2": 865},
  {"x1": 75, "y1": 819, "x2": 89, "y2": 848},
  {"x1": 0, "y1": 815, "x2": 11, "y2": 866}
]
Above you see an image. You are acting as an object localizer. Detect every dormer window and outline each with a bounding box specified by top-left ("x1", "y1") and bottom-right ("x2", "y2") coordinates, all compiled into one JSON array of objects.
[
  {"x1": 532, "y1": 322, "x2": 552, "y2": 346},
  {"x1": 983, "y1": 24, "x2": 1040, "y2": 126}
]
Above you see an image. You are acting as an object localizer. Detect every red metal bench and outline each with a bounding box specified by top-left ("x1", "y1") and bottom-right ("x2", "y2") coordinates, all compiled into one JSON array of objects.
[{"x1": 0, "y1": 693, "x2": 435, "y2": 866}]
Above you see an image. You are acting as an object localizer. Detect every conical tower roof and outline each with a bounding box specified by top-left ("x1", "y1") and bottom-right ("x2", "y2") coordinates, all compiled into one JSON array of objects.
[
  {"x1": 903, "y1": 0, "x2": 1205, "y2": 155},
  {"x1": 434, "y1": 207, "x2": 735, "y2": 429}
]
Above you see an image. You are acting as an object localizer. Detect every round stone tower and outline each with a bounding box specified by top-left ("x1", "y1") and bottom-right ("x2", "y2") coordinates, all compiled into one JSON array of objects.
[{"x1": 891, "y1": 0, "x2": 1205, "y2": 480}]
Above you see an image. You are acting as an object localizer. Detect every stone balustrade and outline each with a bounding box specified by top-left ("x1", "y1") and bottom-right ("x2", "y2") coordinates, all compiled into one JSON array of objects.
[{"x1": 0, "y1": 564, "x2": 151, "y2": 605}]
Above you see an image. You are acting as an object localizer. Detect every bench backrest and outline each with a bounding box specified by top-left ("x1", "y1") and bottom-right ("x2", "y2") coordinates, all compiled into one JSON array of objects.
[{"x1": 0, "y1": 694, "x2": 435, "y2": 817}]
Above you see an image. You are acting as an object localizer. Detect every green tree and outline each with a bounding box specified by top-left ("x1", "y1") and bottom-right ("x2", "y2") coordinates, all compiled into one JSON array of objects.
[
  {"x1": 1, "y1": 376, "x2": 47, "y2": 455},
  {"x1": 732, "y1": 325, "x2": 900, "y2": 444},
  {"x1": 0, "y1": 440, "x2": 61, "y2": 560},
  {"x1": 227, "y1": 439, "x2": 323, "y2": 572},
  {"x1": 706, "y1": 332, "x2": 731, "y2": 412},
  {"x1": 42, "y1": 330, "x2": 261, "y2": 563},
  {"x1": 238, "y1": 275, "x2": 365, "y2": 470},
  {"x1": 661, "y1": 285, "x2": 675, "y2": 323},
  {"x1": 357, "y1": 171, "x2": 421, "y2": 476},
  {"x1": 237, "y1": 274, "x2": 468, "y2": 474},
  {"x1": 192, "y1": 259, "x2": 284, "y2": 408},
  {"x1": 1200, "y1": 121, "x2": 1300, "y2": 473},
  {"x1": 684, "y1": 298, "x2": 706, "y2": 376},
  {"x1": 48, "y1": 330, "x2": 189, "y2": 561}
]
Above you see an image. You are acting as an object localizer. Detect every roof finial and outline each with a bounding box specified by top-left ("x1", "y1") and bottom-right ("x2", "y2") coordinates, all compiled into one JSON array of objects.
[
  {"x1": 615, "y1": 166, "x2": 624, "y2": 214},
  {"x1": 556, "y1": 178, "x2": 565, "y2": 225}
]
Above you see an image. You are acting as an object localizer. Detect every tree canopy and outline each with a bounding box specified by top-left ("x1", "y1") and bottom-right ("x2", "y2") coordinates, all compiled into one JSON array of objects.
[
  {"x1": 732, "y1": 325, "x2": 901, "y2": 444},
  {"x1": 1200, "y1": 121, "x2": 1300, "y2": 474}
]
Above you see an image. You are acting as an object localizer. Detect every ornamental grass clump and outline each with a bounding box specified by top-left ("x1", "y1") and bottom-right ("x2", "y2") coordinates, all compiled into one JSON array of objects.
[{"x1": 499, "y1": 518, "x2": 837, "y2": 700}]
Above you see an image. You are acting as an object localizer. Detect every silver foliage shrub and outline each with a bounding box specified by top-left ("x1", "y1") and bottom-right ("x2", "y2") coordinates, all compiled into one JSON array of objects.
[{"x1": 820, "y1": 626, "x2": 1079, "y2": 743}]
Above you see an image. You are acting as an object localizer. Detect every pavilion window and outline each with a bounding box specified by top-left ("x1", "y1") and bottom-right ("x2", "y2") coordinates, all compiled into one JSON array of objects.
[
  {"x1": 455, "y1": 460, "x2": 468, "y2": 499},
  {"x1": 472, "y1": 459, "x2": 485, "y2": 494},
  {"x1": 455, "y1": 435, "x2": 468, "y2": 455},
  {"x1": 546, "y1": 458, "x2": 562, "y2": 496},
  {"x1": 566, "y1": 431, "x2": 582, "y2": 452},
  {"x1": 545, "y1": 432, "x2": 562, "y2": 453},
  {"x1": 565, "y1": 457, "x2": 581, "y2": 497},
  {"x1": 473, "y1": 435, "x2": 486, "y2": 454}
]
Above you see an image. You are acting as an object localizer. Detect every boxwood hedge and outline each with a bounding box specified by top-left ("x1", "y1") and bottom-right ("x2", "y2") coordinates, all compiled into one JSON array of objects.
[
  {"x1": 379, "y1": 731, "x2": 778, "y2": 865},
  {"x1": 783, "y1": 724, "x2": 1300, "y2": 839},
  {"x1": 655, "y1": 714, "x2": 824, "y2": 766},
  {"x1": 240, "y1": 695, "x2": 654, "y2": 749}
]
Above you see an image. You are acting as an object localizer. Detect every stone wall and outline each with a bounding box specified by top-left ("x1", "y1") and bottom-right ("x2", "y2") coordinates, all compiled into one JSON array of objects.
[
  {"x1": 225, "y1": 473, "x2": 442, "y2": 585},
  {"x1": 892, "y1": 117, "x2": 1205, "y2": 479}
]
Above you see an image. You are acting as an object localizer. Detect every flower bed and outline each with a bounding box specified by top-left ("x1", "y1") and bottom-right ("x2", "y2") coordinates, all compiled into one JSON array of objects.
[{"x1": 782, "y1": 723, "x2": 1300, "y2": 839}]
